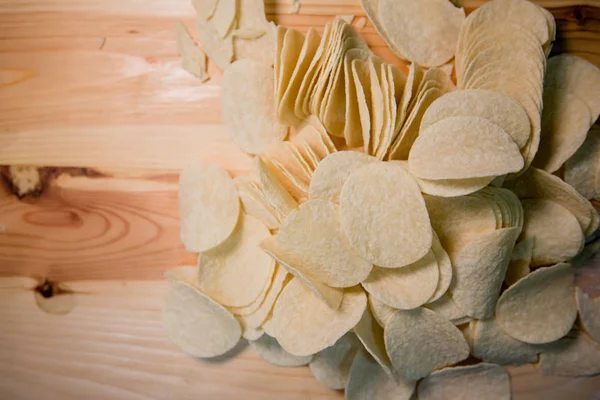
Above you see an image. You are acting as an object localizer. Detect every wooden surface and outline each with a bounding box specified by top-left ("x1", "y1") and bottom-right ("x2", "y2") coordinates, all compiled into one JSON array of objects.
[{"x1": 1, "y1": 0, "x2": 600, "y2": 398}]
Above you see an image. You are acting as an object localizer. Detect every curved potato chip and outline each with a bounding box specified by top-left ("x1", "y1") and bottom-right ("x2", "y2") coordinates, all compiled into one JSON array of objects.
[
  {"x1": 496, "y1": 263, "x2": 577, "y2": 344},
  {"x1": 175, "y1": 22, "x2": 209, "y2": 82},
  {"x1": 420, "y1": 89, "x2": 530, "y2": 149},
  {"x1": 198, "y1": 214, "x2": 275, "y2": 308},
  {"x1": 471, "y1": 318, "x2": 538, "y2": 365},
  {"x1": 211, "y1": 0, "x2": 236, "y2": 38},
  {"x1": 505, "y1": 238, "x2": 534, "y2": 286},
  {"x1": 222, "y1": 59, "x2": 287, "y2": 154},
  {"x1": 428, "y1": 232, "x2": 453, "y2": 302},
  {"x1": 241, "y1": 321, "x2": 264, "y2": 341},
  {"x1": 409, "y1": 116, "x2": 524, "y2": 180},
  {"x1": 346, "y1": 349, "x2": 416, "y2": 400},
  {"x1": 565, "y1": 127, "x2": 600, "y2": 200},
  {"x1": 275, "y1": 200, "x2": 373, "y2": 287},
  {"x1": 269, "y1": 278, "x2": 367, "y2": 356},
  {"x1": 196, "y1": 17, "x2": 233, "y2": 70},
  {"x1": 250, "y1": 334, "x2": 312, "y2": 367},
  {"x1": 192, "y1": 0, "x2": 218, "y2": 20},
  {"x1": 425, "y1": 294, "x2": 469, "y2": 324},
  {"x1": 362, "y1": 250, "x2": 439, "y2": 310},
  {"x1": 538, "y1": 330, "x2": 600, "y2": 377},
  {"x1": 384, "y1": 307, "x2": 469, "y2": 381},
  {"x1": 164, "y1": 265, "x2": 198, "y2": 285},
  {"x1": 234, "y1": 176, "x2": 281, "y2": 229},
  {"x1": 378, "y1": 0, "x2": 465, "y2": 67},
  {"x1": 418, "y1": 363, "x2": 511, "y2": 400},
  {"x1": 576, "y1": 288, "x2": 600, "y2": 343},
  {"x1": 354, "y1": 308, "x2": 393, "y2": 376},
  {"x1": 179, "y1": 162, "x2": 240, "y2": 252},
  {"x1": 520, "y1": 199, "x2": 584, "y2": 267},
  {"x1": 416, "y1": 175, "x2": 494, "y2": 198},
  {"x1": 369, "y1": 296, "x2": 395, "y2": 328},
  {"x1": 451, "y1": 227, "x2": 520, "y2": 319},
  {"x1": 309, "y1": 151, "x2": 378, "y2": 202},
  {"x1": 163, "y1": 281, "x2": 241, "y2": 358},
  {"x1": 309, "y1": 332, "x2": 360, "y2": 389},
  {"x1": 340, "y1": 162, "x2": 432, "y2": 269},
  {"x1": 256, "y1": 157, "x2": 298, "y2": 218}
]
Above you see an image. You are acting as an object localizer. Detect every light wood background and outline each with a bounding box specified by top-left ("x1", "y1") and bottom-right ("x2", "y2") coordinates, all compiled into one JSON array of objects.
[{"x1": 1, "y1": 0, "x2": 600, "y2": 398}]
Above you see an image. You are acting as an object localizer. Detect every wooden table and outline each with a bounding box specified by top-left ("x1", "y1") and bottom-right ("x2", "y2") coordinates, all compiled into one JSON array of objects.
[{"x1": 1, "y1": 0, "x2": 600, "y2": 398}]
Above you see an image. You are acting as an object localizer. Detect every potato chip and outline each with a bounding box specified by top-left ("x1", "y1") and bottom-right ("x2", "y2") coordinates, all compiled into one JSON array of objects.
[
  {"x1": 309, "y1": 332, "x2": 360, "y2": 389},
  {"x1": 197, "y1": 214, "x2": 275, "y2": 308},
  {"x1": 222, "y1": 59, "x2": 287, "y2": 155},
  {"x1": 496, "y1": 263, "x2": 577, "y2": 344},
  {"x1": 343, "y1": 49, "x2": 374, "y2": 147},
  {"x1": 163, "y1": 280, "x2": 241, "y2": 358},
  {"x1": 385, "y1": 307, "x2": 469, "y2": 381},
  {"x1": 274, "y1": 200, "x2": 373, "y2": 287},
  {"x1": 415, "y1": 175, "x2": 494, "y2": 198},
  {"x1": 164, "y1": 265, "x2": 198, "y2": 285},
  {"x1": 228, "y1": 266, "x2": 273, "y2": 316},
  {"x1": 345, "y1": 349, "x2": 416, "y2": 400},
  {"x1": 234, "y1": 177, "x2": 281, "y2": 229},
  {"x1": 175, "y1": 22, "x2": 209, "y2": 82},
  {"x1": 179, "y1": 162, "x2": 240, "y2": 253},
  {"x1": 425, "y1": 294, "x2": 469, "y2": 325},
  {"x1": 538, "y1": 330, "x2": 600, "y2": 377},
  {"x1": 243, "y1": 325, "x2": 264, "y2": 341},
  {"x1": 505, "y1": 238, "x2": 533, "y2": 286},
  {"x1": 450, "y1": 227, "x2": 520, "y2": 319},
  {"x1": 352, "y1": 58, "x2": 374, "y2": 152},
  {"x1": 378, "y1": 0, "x2": 465, "y2": 67},
  {"x1": 565, "y1": 127, "x2": 600, "y2": 200},
  {"x1": 233, "y1": 1, "x2": 276, "y2": 66},
  {"x1": 196, "y1": 17, "x2": 233, "y2": 70},
  {"x1": 428, "y1": 232, "x2": 453, "y2": 303},
  {"x1": 256, "y1": 157, "x2": 298, "y2": 218},
  {"x1": 211, "y1": 0, "x2": 236, "y2": 38},
  {"x1": 471, "y1": 318, "x2": 538, "y2": 365},
  {"x1": 533, "y1": 88, "x2": 593, "y2": 173},
  {"x1": 409, "y1": 116, "x2": 524, "y2": 180},
  {"x1": 192, "y1": 0, "x2": 218, "y2": 20},
  {"x1": 260, "y1": 236, "x2": 343, "y2": 309},
  {"x1": 418, "y1": 363, "x2": 511, "y2": 400},
  {"x1": 269, "y1": 279, "x2": 366, "y2": 356},
  {"x1": 520, "y1": 199, "x2": 584, "y2": 267},
  {"x1": 420, "y1": 89, "x2": 530, "y2": 149},
  {"x1": 354, "y1": 308, "x2": 393, "y2": 376},
  {"x1": 309, "y1": 151, "x2": 377, "y2": 202},
  {"x1": 363, "y1": 250, "x2": 439, "y2": 310},
  {"x1": 368, "y1": 296, "x2": 395, "y2": 328},
  {"x1": 250, "y1": 334, "x2": 313, "y2": 367},
  {"x1": 276, "y1": 28, "x2": 306, "y2": 117},
  {"x1": 576, "y1": 288, "x2": 600, "y2": 343},
  {"x1": 340, "y1": 162, "x2": 432, "y2": 269}
]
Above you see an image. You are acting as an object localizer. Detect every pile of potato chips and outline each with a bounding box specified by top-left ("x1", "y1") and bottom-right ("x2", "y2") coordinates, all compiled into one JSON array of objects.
[{"x1": 168, "y1": 0, "x2": 600, "y2": 398}]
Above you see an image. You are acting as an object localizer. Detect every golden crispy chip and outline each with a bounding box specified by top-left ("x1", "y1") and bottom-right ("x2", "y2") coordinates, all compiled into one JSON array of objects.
[
  {"x1": 450, "y1": 227, "x2": 520, "y2": 318},
  {"x1": 565, "y1": 127, "x2": 600, "y2": 200},
  {"x1": 222, "y1": 59, "x2": 287, "y2": 154},
  {"x1": 197, "y1": 214, "x2": 275, "y2": 308},
  {"x1": 250, "y1": 334, "x2": 313, "y2": 367},
  {"x1": 234, "y1": 177, "x2": 281, "y2": 229},
  {"x1": 363, "y1": 251, "x2": 439, "y2": 310},
  {"x1": 471, "y1": 318, "x2": 538, "y2": 365},
  {"x1": 175, "y1": 21, "x2": 209, "y2": 82},
  {"x1": 196, "y1": 18, "x2": 233, "y2": 70},
  {"x1": 505, "y1": 238, "x2": 533, "y2": 286},
  {"x1": 260, "y1": 236, "x2": 343, "y2": 309},
  {"x1": 496, "y1": 263, "x2": 577, "y2": 344},
  {"x1": 340, "y1": 162, "x2": 432, "y2": 269},
  {"x1": 378, "y1": 0, "x2": 465, "y2": 67},
  {"x1": 179, "y1": 162, "x2": 240, "y2": 252},
  {"x1": 308, "y1": 151, "x2": 377, "y2": 202},
  {"x1": 163, "y1": 280, "x2": 241, "y2": 358},
  {"x1": 425, "y1": 294, "x2": 469, "y2": 325},
  {"x1": 368, "y1": 296, "x2": 396, "y2": 328},
  {"x1": 420, "y1": 89, "x2": 530, "y2": 149},
  {"x1": 354, "y1": 308, "x2": 393, "y2": 376},
  {"x1": 576, "y1": 288, "x2": 600, "y2": 343},
  {"x1": 520, "y1": 199, "x2": 584, "y2": 267},
  {"x1": 274, "y1": 200, "x2": 373, "y2": 287},
  {"x1": 385, "y1": 308, "x2": 469, "y2": 381},
  {"x1": 409, "y1": 116, "x2": 524, "y2": 180},
  {"x1": 346, "y1": 349, "x2": 416, "y2": 400},
  {"x1": 309, "y1": 332, "x2": 360, "y2": 389},
  {"x1": 418, "y1": 363, "x2": 511, "y2": 400},
  {"x1": 428, "y1": 232, "x2": 453, "y2": 302},
  {"x1": 256, "y1": 157, "x2": 298, "y2": 218},
  {"x1": 538, "y1": 330, "x2": 600, "y2": 377},
  {"x1": 269, "y1": 279, "x2": 367, "y2": 356}
]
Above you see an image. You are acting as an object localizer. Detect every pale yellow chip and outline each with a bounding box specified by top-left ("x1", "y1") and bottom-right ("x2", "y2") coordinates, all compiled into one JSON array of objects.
[
  {"x1": 250, "y1": 334, "x2": 313, "y2": 367},
  {"x1": 505, "y1": 238, "x2": 534, "y2": 286},
  {"x1": 385, "y1": 307, "x2": 469, "y2": 381},
  {"x1": 420, "y1": 89, "x2": 530, "y2": 149},
  {"x1": 520, "y1": 199, "x2": 584, "y2": 267},
  {"x1": 576, "y1": 288, "x2": 600, "y2": 343},
  {"x1": 164, "y1": 265, "x2": 198, "y2": 285},
  {"x1": 346, "y1": 349, "x2": 416, "y2": 400},
  {"x1": 378, "y1": 0, "x2": 465, "y2": 67},
  {"x1": 179, "y1": 162, "x2": 240, "y2": 252},
  {"x1": 234, "y1": 176, "x2": 281, "y2": 229},
  {"x1": 196, "y1": 18, "x2": 233, "y2": 70},
  {"x1": 340, "y1": 162, "x2": 432, "y2": 269},
  {"x1": 424, "y1": 294, "x2": 470, "y2": 325},
  {"x1": 471, "y1": 318, "x2": 538, "y2": 365},
  {"x1": 228, "y1": 266, "x2": 272, "y2": 316},
  {"x1": 192, "y1": 0, "x2": 218, "y2": 20},
  {"x1": 450, "y1": 227, "x2": 520, "y2": 318},
  {"x1": 565, "y1": 127, "x2": 600, "y2": 200},
  {"x1": 418, "y1": 363, "x2": 511, "y2": 400},
  {"x1": 354, "y1": 308, "x2": 394, "y2": 376},
  {"x1": 368, "y1": 295, "x2": 395, "y2": 328},
  {"x1": 163, "y1": 280, "x2": 241, "y2": 358},
  {"x1": 268, "y1": 278, "x2": 367, "y2": 356},
  {"x1": 363, "y1": 250, "x2": 439, "y2": 310},
  {"x1": 415, "y1": 175, "x2": 494, "y2": 198},
  {"x1": 538, "y1": 330, "x2": 600, "y2": 377},
  {"x1": 175, "y1": 21, "x2": 209, "y2": 82},
  {"x1": 274, "y1": 200, "x2": 372, "y2": 287},
  {"x1": 428, "y1": 232, "x2": 453, "y2": 303},
  {"x1": 222, "y1": 59, "x2": 287, "y2": 154},
  {"x1": 496, "y1": 263, "x2": 577, "y2": 344},
  {"x1": 343, "y1": 48, "x2": 373, "y2": 147},
  {"x1": 409, "y1": 116, "x2": 524, "y2": 180},
  {"x1": 256, "y1": 157, "x2": 298, "y2": 219},
  {"x1": 233, "y1": 1, "x2": 276, "y2": 66},
  {"x1": 197, "y1": 214, "x2": 275, "y2": 308},
  {"x1": 238, "y1": 266, "x2": 290, "y2": 329},
  {"x1": 211, "y1": 0, "x2": 236, "y2": 38},
  {"x1": 309, "y1": 332, "x2": 360, "y2": 390}
]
